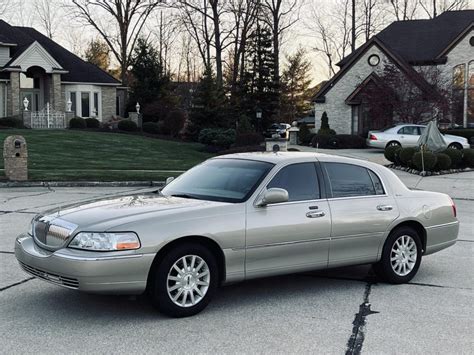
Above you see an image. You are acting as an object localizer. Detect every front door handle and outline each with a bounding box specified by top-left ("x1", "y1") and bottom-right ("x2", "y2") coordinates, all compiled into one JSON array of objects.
[
  {"x1": 306, "y1": 211, "x2": 325, "y2": 218},
  {"x1": 377, "y1": 204, "x2": 393, "y2": 211}
]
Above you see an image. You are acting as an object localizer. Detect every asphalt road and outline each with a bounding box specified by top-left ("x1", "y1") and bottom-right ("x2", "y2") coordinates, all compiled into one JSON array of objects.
[{"x1": 1, "y1": 181, "x2": 473, "y2": 354}]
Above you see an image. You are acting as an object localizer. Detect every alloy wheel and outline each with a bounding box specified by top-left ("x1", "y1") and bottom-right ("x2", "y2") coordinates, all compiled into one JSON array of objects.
[{"x1": 390, "y1": 235, "x2": 417, "y2": 276}]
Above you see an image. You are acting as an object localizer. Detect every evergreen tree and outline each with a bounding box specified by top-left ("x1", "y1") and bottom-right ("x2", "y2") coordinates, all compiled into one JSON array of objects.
[
  {"x1": 239, "y1": 24, "x2": 280, "y2": 132},
  {"x1": 281, "y1": 48, "x2": 313, "y2": 122},
  {"x1": 128, "y1": 38, "x2": 174, "y2": 121},
  {"x1": 188, "y1": 68, "x2": 228, "y2": 139}
]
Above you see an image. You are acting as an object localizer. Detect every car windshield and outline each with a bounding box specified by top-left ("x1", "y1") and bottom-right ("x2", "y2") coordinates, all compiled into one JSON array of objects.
[{"x1": 161, "y1": 159, "x2": 274, "y2": 203}]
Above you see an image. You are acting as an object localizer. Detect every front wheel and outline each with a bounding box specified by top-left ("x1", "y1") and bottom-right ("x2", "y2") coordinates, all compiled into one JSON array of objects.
[
  {"x1": 150, "y1": 243, "x2": 218, "y2": 317},
  {"x1": 448, "y1": 143, "x2": 462, "y2": 150},
  {"x1": 373, "y1": 227, "x2": 422, "y2": 284}
]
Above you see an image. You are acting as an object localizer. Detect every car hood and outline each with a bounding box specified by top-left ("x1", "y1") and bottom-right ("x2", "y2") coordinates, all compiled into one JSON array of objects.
[{"x1": 39, "y1": 193, "x2": 229, "y2": 231}]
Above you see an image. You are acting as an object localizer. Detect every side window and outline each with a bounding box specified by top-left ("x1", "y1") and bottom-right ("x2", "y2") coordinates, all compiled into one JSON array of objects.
[
  {"x1": 325, "y1": 163, "x2": 378, "y2": 198},
  {"x1": 368, "y1": 170, "x2": 385, "y2": 195},
  {"x1": 267, "y1": 163, "x2": 320, "y2": 202},
  {"x1": 398, "y1": 126, "x2": 418, "y2": 135}
]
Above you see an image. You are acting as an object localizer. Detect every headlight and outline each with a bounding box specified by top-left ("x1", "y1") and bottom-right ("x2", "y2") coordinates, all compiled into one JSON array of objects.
[{"x1": 68, "y1": 232, "x2": 141, "y2": 251}]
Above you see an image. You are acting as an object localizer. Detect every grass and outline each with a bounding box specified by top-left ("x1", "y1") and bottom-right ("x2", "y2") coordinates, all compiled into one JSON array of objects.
[{"x1": 0, "y1": 129, "x2": 213, "y2": 181}]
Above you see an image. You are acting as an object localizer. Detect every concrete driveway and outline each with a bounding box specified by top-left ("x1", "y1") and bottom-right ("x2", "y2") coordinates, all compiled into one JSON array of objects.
[{"x1": 1, "y1": 172, "x2": 473, "y2": 353}]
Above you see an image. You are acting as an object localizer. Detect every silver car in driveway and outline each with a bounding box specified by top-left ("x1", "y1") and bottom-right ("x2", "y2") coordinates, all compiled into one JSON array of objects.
[
  {"x1": 367, "y1": 124, "x2": 470, "y2": 149},
  {"x1": 15, "y1": 153, "x2": 459, "y2": 317}
]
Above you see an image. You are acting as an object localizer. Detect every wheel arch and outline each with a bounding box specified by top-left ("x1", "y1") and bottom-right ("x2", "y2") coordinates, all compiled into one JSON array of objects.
[
  {"x1": 146, "y1": 235, "x2": 226, "y2": 290},
  {"x1": 389, "y1": 220, "x2": 427, "y2": 253},
  {"x1": 385, "y1": 140, "x2": 401, "y2": 149}
]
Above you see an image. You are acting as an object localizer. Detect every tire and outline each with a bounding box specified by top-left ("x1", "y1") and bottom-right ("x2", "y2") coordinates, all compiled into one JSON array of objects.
[
  {"x1": 448, "y1": 143, "x2": 462, "y2": 150},
  {"x1": 386, "y1": 141, "x2": 401, "y2": 149},
  {"x1": 149, "y1": 243, "x2": 218, "y2": 317},
  {"x1": 373, "y1": 226, "x2": 422, "y2": 284}
]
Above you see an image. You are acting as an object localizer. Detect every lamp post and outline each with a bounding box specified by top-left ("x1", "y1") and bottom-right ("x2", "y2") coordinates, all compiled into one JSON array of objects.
[{"x1": 256, "y1": 107, "x2": 262, "y2": 133}]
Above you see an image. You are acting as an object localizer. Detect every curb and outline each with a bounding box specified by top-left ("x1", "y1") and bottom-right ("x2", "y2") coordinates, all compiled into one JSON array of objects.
[{"x1": 0, "y1": 181, "x2": 165, "y2": 188}]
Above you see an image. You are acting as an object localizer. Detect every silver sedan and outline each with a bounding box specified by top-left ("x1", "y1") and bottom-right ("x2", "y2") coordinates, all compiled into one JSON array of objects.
[
  {"x1": 15, "y1": 152, "x2": 459, "y2": 317},
  {"x1": 367, "y1": 124, "x2": 470, "y2": 149}
]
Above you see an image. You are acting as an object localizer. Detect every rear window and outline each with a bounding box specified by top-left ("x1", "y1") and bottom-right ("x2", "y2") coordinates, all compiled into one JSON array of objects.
[{"x1": 324, "y1": 163, "x2": 385, "y2": 198}]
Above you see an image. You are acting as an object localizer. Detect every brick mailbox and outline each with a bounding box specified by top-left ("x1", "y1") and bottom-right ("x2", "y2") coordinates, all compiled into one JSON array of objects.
[{"x1": 3, "y1": 135, "x2": 28, "y2": 181}]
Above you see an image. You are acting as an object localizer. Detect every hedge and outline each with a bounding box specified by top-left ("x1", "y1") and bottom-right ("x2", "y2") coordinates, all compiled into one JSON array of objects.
[
  {"x1": 435, "y1": 153, "x2": 451, "y2": 171},
  {"x1": 462, "y1": 149, "x2": 474, "y2": 168},
  {"x1": 85, "y1": 118, "x2": 100, "y2": 128},
  {"x1": 0, "y1": 117, "x2": 25, "y2": 128},
  {"x1": 412, "y1": 151, "x2": 437, "y2": 171},
  {"x1": 69, "y1": 117, "x2": 86, "y2": 129},
  {"x1": 118, "y1": 120, "x2": 138, "y2": 132},
  {"x1": 311, "y1": 134, "x2": 365, "y2": 149},
  {"x1": 442, "y1": 148, "x2": 463, "y2": 168}
]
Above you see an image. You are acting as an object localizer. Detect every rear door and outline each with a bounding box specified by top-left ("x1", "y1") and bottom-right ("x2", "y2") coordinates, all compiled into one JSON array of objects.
[
  {"x1": 322, "y1": 162, "x2": 399, "y2": 267},
  {"x1": 397, "y1": 126, "x2": 420, "y2": 146}
]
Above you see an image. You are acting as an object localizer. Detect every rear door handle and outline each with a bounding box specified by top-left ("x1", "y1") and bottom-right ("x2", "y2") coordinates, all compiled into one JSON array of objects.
[
  {"x1": 377, "y1": 205, "x2": 393, "y2": 211},
  {"x1": 306, "y1": 211, "x2": 325, "y2": 218}
]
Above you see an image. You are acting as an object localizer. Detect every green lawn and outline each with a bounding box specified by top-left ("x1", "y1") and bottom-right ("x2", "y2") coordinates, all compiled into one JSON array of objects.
[{"x1": 0, "y1": 130, "x2": 213, "y2": 181}]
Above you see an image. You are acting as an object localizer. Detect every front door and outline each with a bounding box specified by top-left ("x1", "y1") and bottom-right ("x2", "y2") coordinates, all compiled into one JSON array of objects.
[
  {"x1": 245, "y1": 162, "x2": 331, "y2": 279},
  {"x1": 322, "y1": 162, "x2": 399, "y2": 267}
]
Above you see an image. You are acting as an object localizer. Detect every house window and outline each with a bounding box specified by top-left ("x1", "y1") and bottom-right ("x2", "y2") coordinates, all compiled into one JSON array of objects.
[
  {"x1": 368, "y1": 54, "x2": 380, "y2": 67},
  {"x1": 93, "y1": 92, "x2": 99, "y2": 117},
  {"x1": 70, "y1": 92, "x2": 77, "y2": 115},
  {"x1": 453, "y1": 64, "x2": 465, "y2": 89},
  {"x1": 81, "y1": 92, "x2": 90, "y2": 118}
]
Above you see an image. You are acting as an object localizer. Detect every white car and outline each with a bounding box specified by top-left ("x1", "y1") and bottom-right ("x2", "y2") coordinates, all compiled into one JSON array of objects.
[{"x1": 367, "y1": 124, "x2": 470, "y2": 150}]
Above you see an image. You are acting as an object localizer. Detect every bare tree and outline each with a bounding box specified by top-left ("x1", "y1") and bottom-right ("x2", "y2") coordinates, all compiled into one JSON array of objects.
[
  {"x1": 34, "y1": 0, "x2": 61, "y2": 39},
  {"x1": 419, "y1": 0, "x2": 469, "y2": 18},
  {"x1": 0, "y1": 0, "x2": 12, "y2": 17},
  {"x1": 261, "y1": 0, "x2": 300, "y2": 88},
  {"x1": 388, "y1": 0, "x2": 419, "y2": 20},
  {"x1": 358, "y1": 0, "x2": 388, "y2": 42},
  {"x1": 306, "y1": 0, "x2": 352, "y2": 77},
  {"x1": 70, "y1": 0, "x2": 161, "y2": 86}
]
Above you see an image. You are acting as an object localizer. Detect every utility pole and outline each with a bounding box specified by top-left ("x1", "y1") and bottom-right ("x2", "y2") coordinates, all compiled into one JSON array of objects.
[{"x1": 351, "y1": 0, "x2": 356, "y2": 52}]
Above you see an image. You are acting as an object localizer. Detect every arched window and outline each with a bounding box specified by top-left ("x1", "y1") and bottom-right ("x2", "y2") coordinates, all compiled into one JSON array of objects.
[
  {"x1": 453, "y1": 64, "x2": 465, "y2": 88},
  {"x1": 452, "y1": 64, "x2": 466, "y2": 126}
]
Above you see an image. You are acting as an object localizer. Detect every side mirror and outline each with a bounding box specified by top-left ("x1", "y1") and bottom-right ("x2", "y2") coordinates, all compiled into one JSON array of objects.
[
  {"x1": 165, "y1": 177, "x2": 175, "y2": 185},
  {"x1": 256, "y1": 188, "x2": 289, "y2": 207}
]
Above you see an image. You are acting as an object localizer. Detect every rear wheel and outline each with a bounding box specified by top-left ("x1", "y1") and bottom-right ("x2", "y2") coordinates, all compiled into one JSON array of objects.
[
  {"x1": 150, "y1": 243, "x2": 218, "y2": 317},
  {"x1": 373, "y1": 226, "x2": 422, "y2": 284},
  {"x1": 448, "y1": 143, "x2": 462, "y2": 150},
  {"x1": 385, "y1": 141, "x2": 401, "y2": 149}
]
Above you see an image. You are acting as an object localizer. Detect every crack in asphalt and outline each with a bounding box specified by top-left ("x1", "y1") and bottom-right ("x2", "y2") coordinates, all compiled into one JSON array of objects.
[
  {"x1": 345, "y1": 282, "x2": 379, "y2": 355},
  {"x1": 1, "y1": 189, "x2": 54, "y2": 204},
  {"x1": 407, "y1": 282, "x2": 472, "y2": 291},
  {"x1": 457, "y1": 239, "x2": 473, "y2": 243},
  {"x1": 0, "y1": 277, "x2": 35, "y2": 292},
  {"x1": 0, "y1": 251, "x2": 15, "y2": 254}
]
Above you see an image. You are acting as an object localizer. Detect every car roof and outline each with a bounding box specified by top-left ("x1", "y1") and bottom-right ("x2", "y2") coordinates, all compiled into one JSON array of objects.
[{"x1": 212, "y1": 151, "x2": 374, "y2": 166}]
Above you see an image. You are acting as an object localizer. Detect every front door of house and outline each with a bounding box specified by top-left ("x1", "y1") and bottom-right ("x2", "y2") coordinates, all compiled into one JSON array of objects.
[{"x1": 20, "y1": 90, "x2": 41, "y2": 112}]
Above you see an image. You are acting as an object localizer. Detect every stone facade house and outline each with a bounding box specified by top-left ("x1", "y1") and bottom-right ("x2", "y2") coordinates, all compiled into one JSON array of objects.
[
  {"x1": 313, "y1": 10, "x2": 474, "y2": 136},
  {"x1": 0, "y1": 20, "x2": 125, "y2": 125}
]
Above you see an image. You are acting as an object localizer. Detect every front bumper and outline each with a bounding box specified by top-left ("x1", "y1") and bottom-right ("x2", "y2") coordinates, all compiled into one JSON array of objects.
[{"x1": 15, "y1": 234, "x2": 155, "y2": 294}]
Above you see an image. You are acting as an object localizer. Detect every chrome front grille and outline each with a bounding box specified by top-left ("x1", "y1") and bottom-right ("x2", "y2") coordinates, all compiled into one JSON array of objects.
[
  {"x1": 19, "y1": 261, "x2": 79, "y2": 289},
  {"x1": 32, "y1": 217, "x2": 78, "y2": 249}
]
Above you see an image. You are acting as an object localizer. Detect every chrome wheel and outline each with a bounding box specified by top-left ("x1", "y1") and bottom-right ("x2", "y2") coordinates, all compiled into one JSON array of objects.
[
  {"x1": 167, "y1": 255, "x2": 210, "y2": 308},
  {"x1": 390, "y1": 235, "x2": 417, "y2": 276}
]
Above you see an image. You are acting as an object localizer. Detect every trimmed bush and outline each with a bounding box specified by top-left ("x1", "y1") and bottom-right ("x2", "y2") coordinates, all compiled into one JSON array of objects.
[
  {"x1": 118, "y1": 120, "x2": 138, "y2": 132},
  {"x1": 234, "y1": 133, "x2": 264, "y2": 147},
  {"x1": 142, "y1": 122, "x2": 161, "y2": 134},
  {"x1": 311, "y1": 134, "x2": 331, "y2": 148},
  {"x1": 198, "y1": 128, "x2": 236, "y2": 149},
  {"x1": 69, "y1": 117, "x2": 86, "y2": 129},
  {"x1": 435, "y1": 153, "x2": 452, "y2": 171},
  {"x1": 462, "y1": 148, "x2": 474, "y2": 168},
  {"x1": 384, "y1": 145, "x2": 401, "y2": 163},
  {"x1": 85, "y1": 118, "x2": 100, "y2": 128},
  {"x1": 218, "y1": 145, "x2": 265, "y2": 155},
  {"x1": 317, "y1": 111, "x2": 336, "y2": 135},
  {"x1": 398, "y1": 147, "x2": 418, "y2": 167},
  {"x1": 442, "y1": 148, "x2": 463, "y2": 168},
  {"x1": 412, "y1": 151, "x2": 437, "y2": 171},
  {"x1": 163, "y1": 110, "x2": 186, "y2": 137},
  {"x1": 298, "y1": 124, "x2": 312, "y2": 145},
  {"x1": 0, "y1": 117, "x2": 25, "y2": 128}
]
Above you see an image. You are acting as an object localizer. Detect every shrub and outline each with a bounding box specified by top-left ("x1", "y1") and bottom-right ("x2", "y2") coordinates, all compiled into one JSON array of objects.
[
  {"x1": 69, "y1": 117, "x2": 86, "y2": 129},
  {"x1": 0, "y1": 117, "x2": 25, "y2": 128},
  {"x1": 142, "y1": 122, "x2": 161, "y2": 134},
  {"x1": 311, "y1": 134, "x2": 331, "y2": 148},
  {"x1": 327, "y1": 134, "x2": 366, "y2": 149},
  {"x1": 234, "y1": 133, "x2": 264, "y2": 147},
  {"x1": 163, "y1": 110, "x2": 186, "y2": 137},
  {"x1": 462, "y1": 148, "x2": 474, "y2": 168},
  {"x1": 435, "y1": 153, "x2": 451, "y2": 171},
  {"x1": 412, "y1": 151, "x2": 437, "y2": 171},
  {"x1": 237, "y1": 115, "x2": 254, "y2": 134},
  {"x1": 398, "y1": 147, "x2": 418, "y2": 167},
  {"x1": 317, "y1": 112, "x2": 336, "y2": 135},
  {"x1": 118, "y1": 120, "x2": 138, "y2": 132},
  {"x1": 198, "y1": 128, "x2": 236, "y2": 148},
  {"x1": 442, "y1": 148, "x2": 463, "y2": 168},
  {"x1": 298, "y1": 124, "x2": 312, "y2": 145},
  {"x1": 85, "y1": 118, "x2": 100, "y2": 128},
  {"x1": 384, "y1": 145, "x2": 401, "y2": 163}
]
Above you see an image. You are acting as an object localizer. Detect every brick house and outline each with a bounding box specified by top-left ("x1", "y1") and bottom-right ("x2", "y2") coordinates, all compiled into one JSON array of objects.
[
  {"x1": 0, "y1": 20, "x2": 125, "y2": 124},
  {"x1": 313, "y1": 10, "x2": 474, "y2": 136}
]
